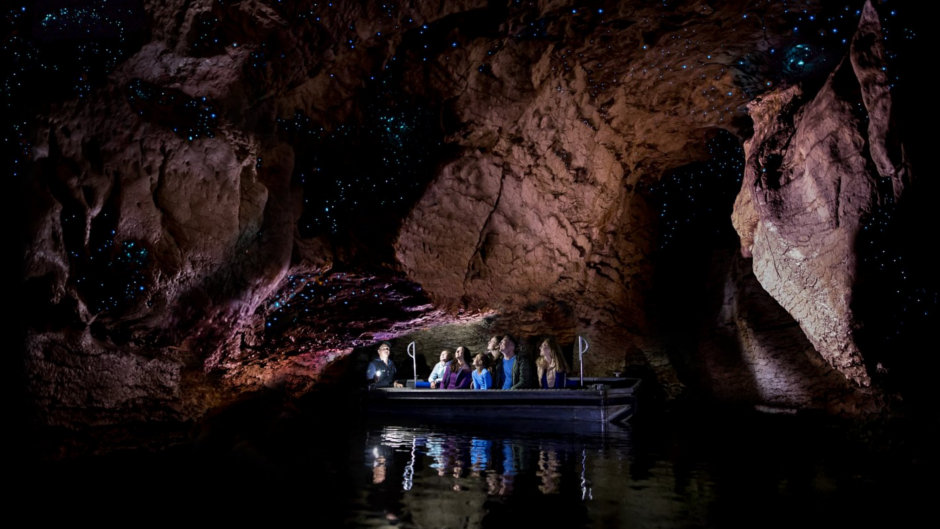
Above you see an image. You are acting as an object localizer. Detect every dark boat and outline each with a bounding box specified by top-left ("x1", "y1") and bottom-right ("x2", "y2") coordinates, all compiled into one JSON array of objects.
[{"x1": 365, "y1": 377, "x2": 640, "y2": 428}]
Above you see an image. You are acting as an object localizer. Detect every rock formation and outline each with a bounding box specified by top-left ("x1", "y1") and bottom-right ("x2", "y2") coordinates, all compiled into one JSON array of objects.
[
  {"x1": 731, "y1": 1, "x2": 909, "y2": 389},
  {"x1": 12, "y1": 0, "x2": 926, "y2": 437}
]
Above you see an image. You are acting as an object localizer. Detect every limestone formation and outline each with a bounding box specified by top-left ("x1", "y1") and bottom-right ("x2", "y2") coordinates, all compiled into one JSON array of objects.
[
  {"x1": 15, "y1": 0, "x2": 917, "y2": 433},
  {"x1": 731, "y1": 1, "x2": 909, "y2": 388}
]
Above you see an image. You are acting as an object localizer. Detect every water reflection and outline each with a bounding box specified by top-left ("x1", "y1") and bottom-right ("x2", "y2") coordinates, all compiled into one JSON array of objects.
[
  {"x1": 537, "y1": 447, "x2": 561, "y2": 494},
  {"x1": 356, "y1": 424, "x2": 633, "y2": 528},
  {"x1": 579, "y1": 449, "x2": 593, "y2": 501},
  {"x1": 18, "y1": 403, "x2": 933, "y2": 528}
]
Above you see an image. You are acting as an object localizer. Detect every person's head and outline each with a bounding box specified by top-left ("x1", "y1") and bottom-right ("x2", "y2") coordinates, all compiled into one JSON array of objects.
[
  {"x1": 454, "y1": 346, "x2": 471, "y2": 368},
  {"x1": 499, "y1": 335, "x2": 516, "y2": 357},
  {"x1": 539, "y1": 339, "x2": 553, "y2": 361},
  {"x1": 488, "y1": 337, "x2": 503, "y2": 359},
  {"x1": 377, "y1": 342, "x2": 391, "y2": 361},
  {"x1": 487, "y1": 336, "x2": 500, "y2": 353},
  {"x1": 537, "y1": 337, "x2": 569, "y2": 372},
  {"x1": 439, "y1": 349, "x2": 454, "y2": 364},
  {"x1": 472, "y1": 353, "x2": 487, "y2": 372}
]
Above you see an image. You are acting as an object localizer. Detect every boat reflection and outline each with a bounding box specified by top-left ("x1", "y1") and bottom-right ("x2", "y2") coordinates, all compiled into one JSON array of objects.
[
  {"x1": 358, "y1": 423, "x2": 634, "y2": 527},
  {"x1": 537, "y1": 447, "x2": 562, "y2": 494}
]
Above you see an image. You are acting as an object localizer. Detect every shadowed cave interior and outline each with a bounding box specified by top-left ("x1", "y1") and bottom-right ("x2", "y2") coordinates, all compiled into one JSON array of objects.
[{"x1": 8, "y1": 1, "x2": 940, "y2": 493}]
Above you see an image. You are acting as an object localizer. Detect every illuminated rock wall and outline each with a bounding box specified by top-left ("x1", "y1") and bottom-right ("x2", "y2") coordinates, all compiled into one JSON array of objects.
[
  {"x1": 732, "y1": 2, "x2": 909, "y2": 389},
  {"x1": 13, "y1": 0, "x2": 926, "y2": 430}
]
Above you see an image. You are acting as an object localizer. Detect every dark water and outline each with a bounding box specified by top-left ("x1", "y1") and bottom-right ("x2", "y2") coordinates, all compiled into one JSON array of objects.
[{"x1": 15, "y1": 402, "x2": 936, "y2": 528}]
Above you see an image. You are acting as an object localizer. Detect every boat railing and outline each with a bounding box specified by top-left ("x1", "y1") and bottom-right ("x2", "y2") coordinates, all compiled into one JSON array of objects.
[
  {"x1": 407, "y1": 341, "x2": 417, "y2": 388},
  {"x1": 578, "y1": 335, "x2": 589, "y2": 387}
]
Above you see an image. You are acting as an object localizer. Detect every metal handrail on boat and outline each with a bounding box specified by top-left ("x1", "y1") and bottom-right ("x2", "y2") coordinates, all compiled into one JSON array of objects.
[
  {"x1": 577, "y1": 335, "x2": 589, "y2": 387},
  {"x1": 407, "y1": 341, "x2": 417, "y2": 388}
]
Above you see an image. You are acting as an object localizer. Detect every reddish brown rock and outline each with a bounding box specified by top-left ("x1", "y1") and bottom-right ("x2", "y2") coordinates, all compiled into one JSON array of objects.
[
  {"x1": 393, "y1": 0, "x2": 813, "y2": 384},
  {"x1": 18, "y1": 0, "x2": 916, "y2": 434},
  {"x1": 696, "y1": 252, "x2": 878, "y2": 413},
  {"x1": 732, "y1": 1, "x2": 909, "y2": 388}
]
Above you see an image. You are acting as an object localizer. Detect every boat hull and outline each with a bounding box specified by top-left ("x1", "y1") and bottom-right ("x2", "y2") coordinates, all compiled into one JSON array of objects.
[{"x1": 365, "y1": 378, "x2": 639, "y2": 426}]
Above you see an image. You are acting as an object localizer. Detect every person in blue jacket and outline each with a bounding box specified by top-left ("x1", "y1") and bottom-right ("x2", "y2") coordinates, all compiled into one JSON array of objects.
[
  {"x1": 471, "y1": 353, "x2": 493, "y2": 390},
  {"x1": 535, "y1": 337, "x2": 570, "y2": 389}
]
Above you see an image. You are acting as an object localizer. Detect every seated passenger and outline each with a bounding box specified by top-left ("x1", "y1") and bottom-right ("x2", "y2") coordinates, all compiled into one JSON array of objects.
[
  {"x1": 428, "y1": 349, "x2": 454, "y2": 389},
  {"x1": 502, "y1": 335, "x2": 537, "y2": 390},
  {"x1": 439, "y1": 346, "x2": 472, "y2": 389},
  {"x1": 471, "y1": 353, "x2": 493, "y2": 390},
  {"x1": 486, "y1": 336, "x2": 504, "y2": 389},
  {"x1": 536, "y1": 337, "x2": 570, "y2": 389}
]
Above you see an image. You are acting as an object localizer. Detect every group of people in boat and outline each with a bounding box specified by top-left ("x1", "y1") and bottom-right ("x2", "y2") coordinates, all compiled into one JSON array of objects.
[{"x1": 366, "y1": 334, "x2": 572, "y2": 390}]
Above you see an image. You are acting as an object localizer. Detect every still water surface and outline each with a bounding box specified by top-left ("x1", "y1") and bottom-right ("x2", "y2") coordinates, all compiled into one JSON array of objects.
[
  {"x1": 19, "y1": 404, "x2": 933, "y2": 528},
  {"x1": 353, "y1": 423, "x2": 677, "y2": 528},
  {"x1": 341, "y1": 416, "x2": 923, "y2": 529}
]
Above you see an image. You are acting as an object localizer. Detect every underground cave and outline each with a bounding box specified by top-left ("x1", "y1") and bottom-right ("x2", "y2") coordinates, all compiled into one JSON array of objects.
[{"x1": 9, "y1": 0, "x2": 938, "y2": 526}]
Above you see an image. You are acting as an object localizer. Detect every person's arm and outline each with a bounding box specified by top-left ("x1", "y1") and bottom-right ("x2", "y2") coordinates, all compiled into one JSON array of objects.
[
  {"x1": 429, "y1": 363, "x2": 443, "y2": 383},
  {"x1": 439, "y1": 366, "x2": 451, "y2": 389},
  {"x1": 482, "y1": 370, "x2": 492, "y2": 390},
  {"x1": 525, "y1": 359, "x2": 537, "y2": 388},
  {"x1": 391, "y1": 361, "x2": 403, "y2": 387},
  {"x1": 509, "y1": 360, "x2": 522, "y2": 389},
  {"x1": 511, "y1": 358, "x2": 535, "y2": 389},
  {"x1": 366, "y1": 361, "x2": 377, "y2": 381}
]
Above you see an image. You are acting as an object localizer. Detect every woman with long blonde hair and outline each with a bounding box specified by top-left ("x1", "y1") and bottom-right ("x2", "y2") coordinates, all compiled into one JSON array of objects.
[{"x1": 535, "y1": 338, "x2": 570, "y2": 389}]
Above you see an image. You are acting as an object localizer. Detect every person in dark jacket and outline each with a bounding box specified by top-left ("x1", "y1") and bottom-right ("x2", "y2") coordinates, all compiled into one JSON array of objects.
[
  {"x1": 486, "y1": 336, "x2": 505, "y2": 390},
  {"x1": 502, "y1": 335, "x2": 537, "y2": 389},
  {"x1": 366, "y1": 342, "x2": 400, "y2": 388}
]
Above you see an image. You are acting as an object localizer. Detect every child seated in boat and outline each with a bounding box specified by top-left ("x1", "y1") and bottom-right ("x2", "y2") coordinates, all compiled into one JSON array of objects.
[
  {"x1": 428, "y1": 349, "x2": 454, "y2": 389},
  {"x1": 439, "y1": 346, "x2": 472, "y2": 389},
  {"x1": 536, "y1": 337, "x2": 570, "y2": 389},
  {"x1": 471, "y1": 353, "x2": 493, "y2": 390}
]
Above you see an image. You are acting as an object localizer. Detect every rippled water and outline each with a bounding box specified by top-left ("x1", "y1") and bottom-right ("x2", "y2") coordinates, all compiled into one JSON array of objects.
[{"x1": 17, "y1": 402, "x2": 935, "y2": 528}]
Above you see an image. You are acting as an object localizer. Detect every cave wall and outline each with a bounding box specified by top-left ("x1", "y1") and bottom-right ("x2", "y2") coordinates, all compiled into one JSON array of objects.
[
  {"x1": 13, "y1": 0, "x2": 924, "y2": 431},
  {"x1": 731, "y1": 1, "x2": 908, "y2": 389},
  {"x1": 694, "y1": 250, "x2": 871, "y2": 413}
]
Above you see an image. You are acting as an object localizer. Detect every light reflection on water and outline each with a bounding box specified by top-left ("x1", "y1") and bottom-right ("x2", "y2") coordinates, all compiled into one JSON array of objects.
[
  {"x1": 17, "y1": 403, "x2": 933, "y2": 528},
  {"x1": 339, "y1": 414, "x2": 934, "y2": 529},
  {"x1": 348, "y1": 423, "x2": 711, "y2": 528}
]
